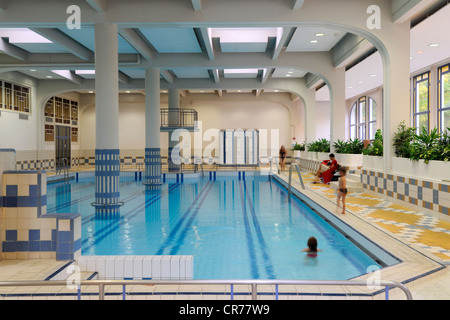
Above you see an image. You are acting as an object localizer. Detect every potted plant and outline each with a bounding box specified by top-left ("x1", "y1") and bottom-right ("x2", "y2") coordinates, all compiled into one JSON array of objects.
[
  {"x1": 291, "y1": 141, "x2": 305, "y2": 159},
  {"x1": 362, "y1": 129, "x2": 383, "y2": 171}
]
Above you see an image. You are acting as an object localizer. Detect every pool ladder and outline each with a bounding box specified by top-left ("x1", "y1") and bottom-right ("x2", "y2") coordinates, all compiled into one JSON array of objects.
[
  {"x1": 56, "y1": 158, "x2": 70, "y2": 181},
  {"x1": 288, "y1": 163, "x2": 305, "y2": 197}
]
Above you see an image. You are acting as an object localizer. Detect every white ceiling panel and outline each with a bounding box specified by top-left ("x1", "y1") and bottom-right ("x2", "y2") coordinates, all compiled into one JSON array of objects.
[
  {"x1": 286, "y1": 27, "x2": 346, "y2": 52},
  {"x1": 224, "y1": 69, "x2": 259, "y2": 78},
  {"x1": 172, "y1": 68, "x2": 210, "y2": 79},
  {"x1": 410, "y1": 3, "x2": 450, "y2": 73},
  {"x1": 272, "y1": 68, "x2": 307, "y2": 78},
  {"x1": 58, "y1": 27, "x2": 137, "y2": 54},
  {"x1": 139, "y1": 28, "x2": 202, "y2": 53}
]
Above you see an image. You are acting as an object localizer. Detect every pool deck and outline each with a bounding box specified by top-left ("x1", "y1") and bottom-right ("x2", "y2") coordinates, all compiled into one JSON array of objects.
[{"x1": 0, "y1": 168, "x2": 449, "y2": 300}]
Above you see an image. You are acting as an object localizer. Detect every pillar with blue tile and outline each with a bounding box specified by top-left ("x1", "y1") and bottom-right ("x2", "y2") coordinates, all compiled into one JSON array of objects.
[
  {"x1": 92, "y1": 22, "x2": 122, "y2": 215},
  {"x1": 144, "y1": 67, "x2": 162, "y2": 189}
]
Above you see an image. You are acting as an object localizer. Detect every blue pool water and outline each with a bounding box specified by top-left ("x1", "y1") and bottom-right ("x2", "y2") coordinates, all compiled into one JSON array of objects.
[{"x1": 47, "y1": 173, "x2": 380, "y2": 280}]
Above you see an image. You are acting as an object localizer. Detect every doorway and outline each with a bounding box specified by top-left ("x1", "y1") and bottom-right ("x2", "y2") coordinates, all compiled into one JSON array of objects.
[{"x1": 55, "y1": 125, "x2": 71, "y2": 171}]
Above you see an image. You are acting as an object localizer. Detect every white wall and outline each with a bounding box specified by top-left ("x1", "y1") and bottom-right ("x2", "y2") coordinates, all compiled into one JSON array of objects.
[
  {"x1": 315, "y1": 101, "x2": 331, "y2": 140},
  {"x1": 0, "y1": 72, "x2": 38, "y2": 151},
  {"x1": 79, "y1": 91, "x2": 295, "y2": 157}
]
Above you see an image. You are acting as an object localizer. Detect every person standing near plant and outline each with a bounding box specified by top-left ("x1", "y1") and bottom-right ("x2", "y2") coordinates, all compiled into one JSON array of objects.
[
  {"x1": 279, "y1": 145, "x2": 287, "y2": 171},
  {"x1": 337, "y1": 167, "x2": 348, "y2": 214}
]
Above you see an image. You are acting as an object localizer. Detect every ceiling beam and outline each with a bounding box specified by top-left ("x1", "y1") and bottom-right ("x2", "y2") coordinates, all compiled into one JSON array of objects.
[
  {"x1": 85, "y1": 0, "x2": 105, "y2": 13},
  {"x1": 160, "y1": 69, "x2": 174, "y2": 83},
  {"x1": 0, "y1": 38, "x2": 28, "y2": 60},
  {"x1": 212, "y1": 69, "x2": 219, "y2": 83},
  {"x1": 118, "y1": 71, "x2": 130, "y2": 84},
  {"x1": 272, "y1": 27, "x2": 293, "y2": 60},
  {"x1": 198, "y1": 28, "x2": 214, "y2": 60},
  {"x1": 31, "y1": 28, "x2": 93, "y2": 60},
  {"x1": 391, "y1": 0, "x2": 439, "y2": 23},
  {"x1": 191, "y1": 0, "x2": 203, "y2": 11},
  {"x1": 119, "y1": 28, "x2": 154, "y2": 61},
  {"x1": 51, "y1": 70, "x2": 84, "y2": 85},
  {"x1": 0, "y1": 0, "x2": 6, "y2": 12},
  {"x1": 292, "y1": 0, "x2": 305, "y2": 10}
]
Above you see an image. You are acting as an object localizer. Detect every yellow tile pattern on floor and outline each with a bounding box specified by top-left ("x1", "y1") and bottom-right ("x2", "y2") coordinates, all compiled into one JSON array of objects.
[{"x1": 294, "y1": 172, "x2": 450, "y2": 263}]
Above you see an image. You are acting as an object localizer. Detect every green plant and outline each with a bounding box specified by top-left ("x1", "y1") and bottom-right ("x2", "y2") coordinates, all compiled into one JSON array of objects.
[
  {"x1": 410, "y1": 127, "x2": 446, "y2": 163},
  {"x1": 333, "y1": 138, "x2": 364, "y2": 154},
  {"x1": 436, "y1": 128, "x2": 450, "y2": 162},
  {"x1": 307, "y1": 138, "x2": 330, "y2": 153},
  {"x1": 392, "y1": 121, "x2": 416, "y2": 158},
  {"x1": 363, "y1": 129, "x2": 383, "y2": 156},
  {"x1": 291, "y1": 142, "x2": 305, "y2": 151}
]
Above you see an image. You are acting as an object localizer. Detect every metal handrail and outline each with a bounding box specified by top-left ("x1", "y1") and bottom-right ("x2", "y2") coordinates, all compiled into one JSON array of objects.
[
  {"x1": 288, "y1": 163, "x2": 305, "y2": 197},
  {"x1": 0, "y1": 279, "x2": 413, "y2": 300},
  {"x1": 56, "y1": 157, "x2": 69, "y2": 180}
]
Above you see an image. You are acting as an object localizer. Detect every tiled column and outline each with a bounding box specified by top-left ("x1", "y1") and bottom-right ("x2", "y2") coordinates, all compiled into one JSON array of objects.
[
  {"x1": 92, "y1": 23, "x2": 121, "y2": 215},
  {"x1": 144, "y1": 68, "x2": 162, "y2": 189}
]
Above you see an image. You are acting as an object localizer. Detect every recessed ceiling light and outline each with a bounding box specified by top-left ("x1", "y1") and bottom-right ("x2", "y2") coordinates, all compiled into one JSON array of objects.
[
  {"x1": 125, "y1": 90, "x2": 130, "y2": 93},
  {"x1": 410, "y1": 56, "x2": 413, "y2": 59},
  {"x1": 315, "y1": 33, "x2": 325, "y2": 37},
  {"x1": 310, "y1": 40, "x2": 319, "y2": 44},
  {"x1": 347, "y1": 86, "x2": 353, "y2": 89},
  {"x1": 88, "y1": 91, "x2": 93, "y2": 93},
  {"x1": 288, "y1": 71, "x2": 294, "y2": 74},
  {"x1": 428, "y1": 43, "x2": 439, "y2": 47},
  {"x1": 417, "y1": 50, "x2": 424, "y2": 54},
  {"x1": 358, "y1": 81, "x2": 364, "y2": 84},
  {"x1": 46, "y1": 75, "x2": 52, "y2": 78},
  {"x1": 370, "y1": 74, "x2": 377, "y2": 77},
  {"x1": 286, "y1": 74, "x2": 291, "y2": 77},
  {"x1": 30, "y1": 69, "x2": 36, "y2": 72}
]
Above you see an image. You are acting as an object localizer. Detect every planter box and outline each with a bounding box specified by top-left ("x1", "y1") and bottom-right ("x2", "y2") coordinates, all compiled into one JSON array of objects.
[
  {"x1": 293, "y1": 150, "x2": 301, "y2": 159},
  {"x1": 336, "y1": 153, "x2": 363, "y2": 168},
  {"x1": 392, "y1": 157, "x2": 450, "y2": 182},
  {"x1": 363, "y1": 155, "x2": 384, "y2": 172}
]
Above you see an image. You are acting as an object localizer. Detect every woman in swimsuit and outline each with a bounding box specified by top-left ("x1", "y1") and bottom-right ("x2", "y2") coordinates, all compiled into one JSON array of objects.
[
  {"x1": 279, "y1": 145, "x2": 287, "y2": 172},
  {"x1": 337, "y1": 167, "x2": 347, "y2": 214},
  {"x1": 301, "y1": 236, "x2": 321, "y2": 257}
]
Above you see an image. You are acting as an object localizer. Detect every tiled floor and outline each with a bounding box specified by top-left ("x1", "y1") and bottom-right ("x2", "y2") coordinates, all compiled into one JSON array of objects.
[{"x1": 0, "y1": 168, "x2": 449, "y2": 300}]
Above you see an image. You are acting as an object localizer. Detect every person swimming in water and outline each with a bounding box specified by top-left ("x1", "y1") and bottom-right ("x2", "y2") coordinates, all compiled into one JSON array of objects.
[{"x1": 301, "y1": 236, "x2": 321, "y2": 257}]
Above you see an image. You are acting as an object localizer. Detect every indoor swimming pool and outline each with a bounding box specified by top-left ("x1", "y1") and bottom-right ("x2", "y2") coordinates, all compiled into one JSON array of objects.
[{"x1": 47, "y1": 172, "x2": 381, "y2": 280}]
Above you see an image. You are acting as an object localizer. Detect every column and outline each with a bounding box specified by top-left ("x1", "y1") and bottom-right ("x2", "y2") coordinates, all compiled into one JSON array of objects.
[
  {"x1": 168, "y1": 89, "x2": 181, "y2": 172},
  {"x1": 144, "y1": 68, "x2": 162, "y2": 188},
  {"x1": 92, "y1": 23, "x2": 121, "y2": 216},
  {"x1": 382, "y1": 23, "x2": 411, "y2": 174},
  {"x1": 329, "y1": 67, "x2": 346, "y2": 153}
]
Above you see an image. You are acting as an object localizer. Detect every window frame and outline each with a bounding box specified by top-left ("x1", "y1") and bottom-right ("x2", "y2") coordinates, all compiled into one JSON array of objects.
[
  {"x1": 438, "y1": 63, "x2": 450, "y2": 133},
  {"x1": 349, "y1": 96, "x2": 377, "y2": 140}
]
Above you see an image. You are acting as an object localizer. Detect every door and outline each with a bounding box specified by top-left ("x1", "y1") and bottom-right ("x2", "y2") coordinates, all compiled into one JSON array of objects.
[{"x1": 55, "y1": 125, "x2": 71, "y2": 171}]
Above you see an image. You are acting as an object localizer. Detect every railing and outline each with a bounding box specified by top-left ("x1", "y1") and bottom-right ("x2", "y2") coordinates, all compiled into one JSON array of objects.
[
  {"x1": 160, "y1": 108, "x2": 198, "y2": 129},
  {"x1": 0, "y1": 279, "x2": 413, "y2": 300},
  {"x1": 56, "y1": 157, "x2": 69, "y2": 180},
  {"x1": 288, "y1": 163, "x2": 305, "y2": 198}
]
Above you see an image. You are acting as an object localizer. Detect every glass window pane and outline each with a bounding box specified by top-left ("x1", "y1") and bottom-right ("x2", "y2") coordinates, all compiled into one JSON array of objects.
[
  {"x1": 359, "y1": 124, "x2": 366, "y2": 140},
  {"x1": 350, "y1": 125, "x2": 357, "y2": 140},
  {"x1": 369, "y1": 98, "x2": 376, "y2": 121},
  {"x1": 444, "y1": 73, "x2": 450, "y2": 109},
  {"x1": 369, "y1": 122, "x2": 376, "y2": 140},
  {"x1": 442, "y1": 109, "x2": 450, "y2": 131},
  {"x1": 359, "y1": 100, "x2": 366, "y2": 124},
  {"x1": 417, "y1": 80, "x2": 429, "y2": 113},
  {"x1": 350, "y1": 103, "x2": 357, "y2": 125},
  {"x1": 416, "y1": 114, "x2": 429, "y2": 134}
]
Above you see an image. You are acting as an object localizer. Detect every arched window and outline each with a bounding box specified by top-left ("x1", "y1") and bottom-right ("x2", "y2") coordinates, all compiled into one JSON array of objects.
[{"x1": 350, "y1": 96, "x2": 377, "y2": 140}]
